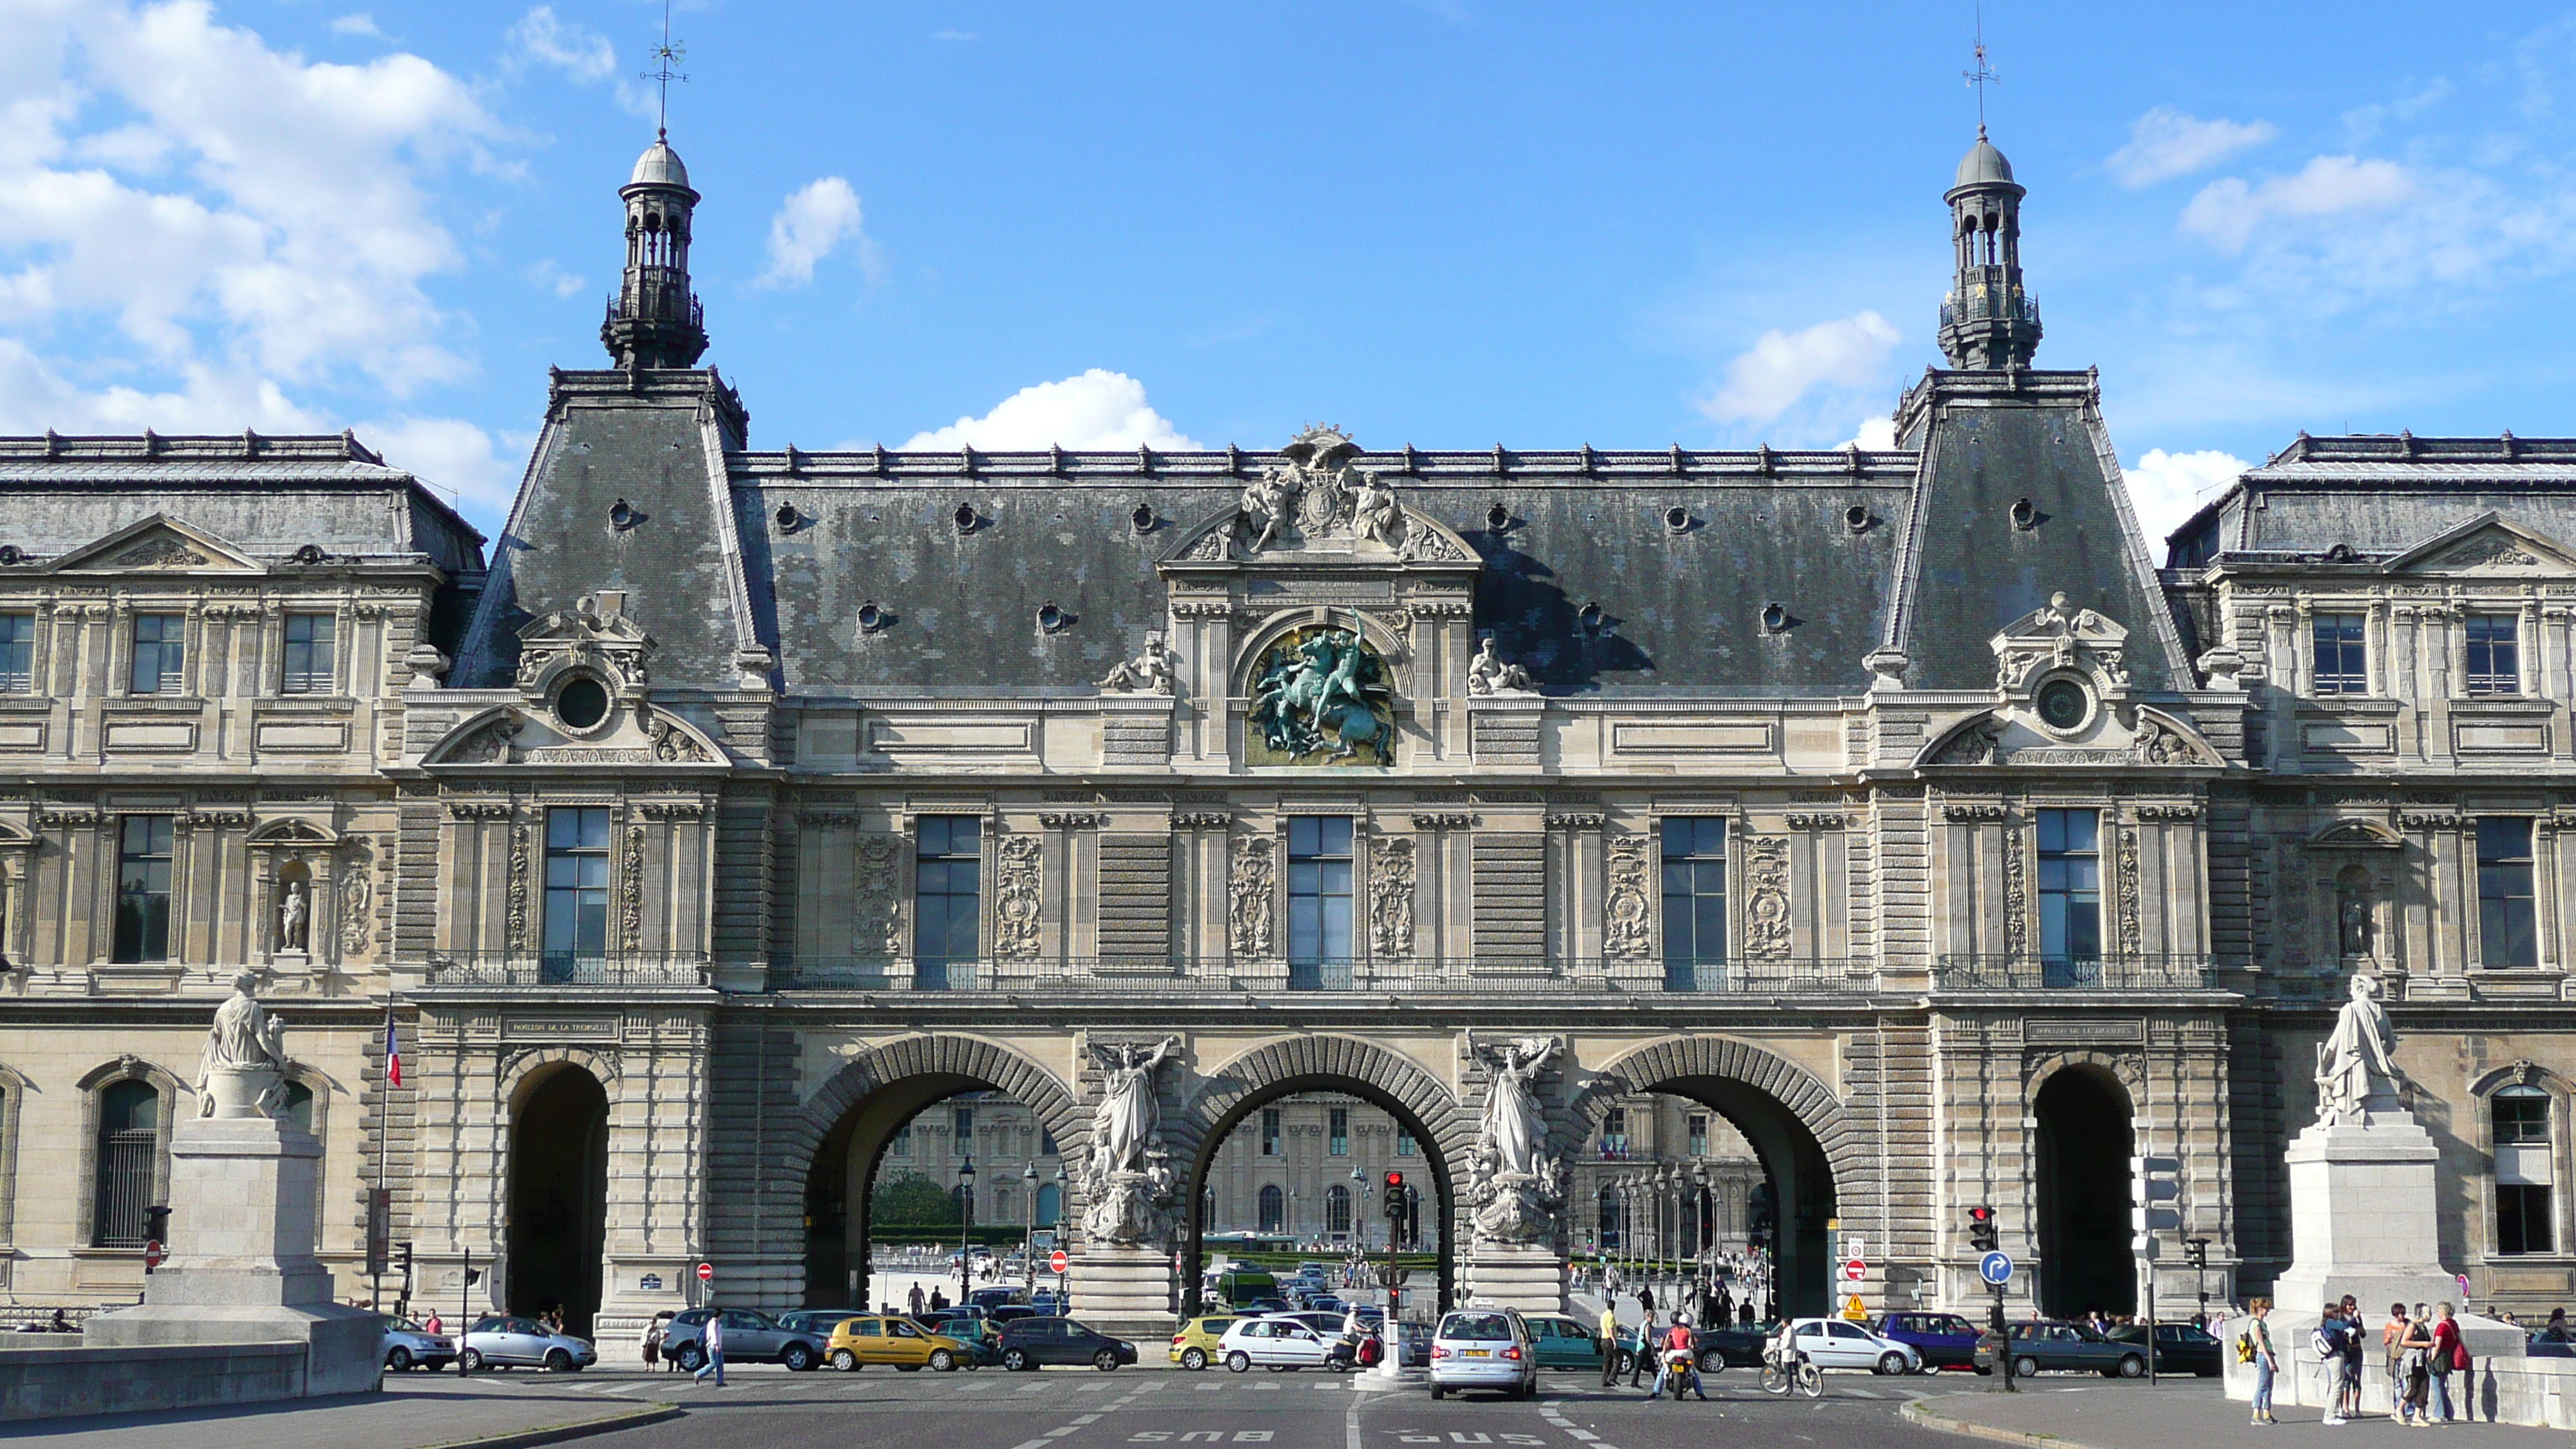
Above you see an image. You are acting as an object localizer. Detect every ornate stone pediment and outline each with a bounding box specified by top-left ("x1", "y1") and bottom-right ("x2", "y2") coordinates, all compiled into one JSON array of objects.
[
  {"x1": 513, "y1": 589, "x2": 653, "y2": 694},
  {"x1": 47, "y1": 515, "x2": 262, "y2": 574},
  {"x1": 423, "y1": 700, "x2": 723, "y2": 769},
  {"x1": 1913, "y1": 702, "x2": 2224, "y2": 769},
  {"x1": 2307, "y1": 818, "x2": 2404, "y2": 849},
  {"x1": 2382, "y1": 513, "x2": 2575, "y2": 574},
  {"x1": 1989, "y1": 590, "x2": 2130, "y2": 697},
  {"x1": 1163, "y1": 426, "x2": 1477, "y2": 566}
]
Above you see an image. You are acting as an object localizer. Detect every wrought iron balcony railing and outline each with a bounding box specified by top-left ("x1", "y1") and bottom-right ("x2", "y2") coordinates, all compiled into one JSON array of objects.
[
  {"x1": 766, "y1": 955, "x2": 1883, "y2": 995},
  {"x1": 1931, "y1": 954, "x2": 2218, "y2": 992},
  {"x1": 421, "y1": 951, "x2": 711, "y2": 987}
]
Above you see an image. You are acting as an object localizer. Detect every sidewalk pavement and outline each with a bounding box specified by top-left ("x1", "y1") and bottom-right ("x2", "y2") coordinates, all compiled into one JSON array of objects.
[
  {"x1": 1905, "y1": 1381, "x2": 2575, "y2": 1449},
  {"x1": 0, "y1": 1371, "x2": 678, "y2": 1447}
]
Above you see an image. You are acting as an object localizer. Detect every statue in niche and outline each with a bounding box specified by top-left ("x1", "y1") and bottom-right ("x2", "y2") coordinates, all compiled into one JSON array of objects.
[
  {"x1": 277, "y1": 877, "x2": 310, "y2": 953},
  {"x1": 2335, "y1": 866, "x2": 2374, "y2": 958}
]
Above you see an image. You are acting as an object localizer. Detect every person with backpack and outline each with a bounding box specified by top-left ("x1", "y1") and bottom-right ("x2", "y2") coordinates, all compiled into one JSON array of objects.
[
  {"x1": 2430, "y1": 1302, "x2": 2465, "y2": 1425},
  {"x1": 2242, "y1": 1299, "x2": 2278, "y2": 1427},
  {"x1": 2315, "y1": 1303, "x2": 2351, "y2": 1424}
]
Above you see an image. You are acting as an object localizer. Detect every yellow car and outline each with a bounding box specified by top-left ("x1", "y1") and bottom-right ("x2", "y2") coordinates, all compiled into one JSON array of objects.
[
  {"x1": 826, "y1": 1315, "x2": 971, "y2": 1372},
  {"x1": 1170, "y1": 1314, "x2": 1242, "y2": 1370}
]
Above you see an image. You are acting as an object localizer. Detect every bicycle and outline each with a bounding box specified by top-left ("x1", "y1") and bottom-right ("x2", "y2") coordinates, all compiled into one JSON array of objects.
[{"x1": 1759, "y1": 1348, "x2": 1824, "y2": 1399}]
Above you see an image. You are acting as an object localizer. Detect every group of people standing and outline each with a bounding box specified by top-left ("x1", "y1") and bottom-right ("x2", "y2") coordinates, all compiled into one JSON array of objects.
[{"x1": 2238, "y1": 1295, "x2": 2469, "y2": 1427}]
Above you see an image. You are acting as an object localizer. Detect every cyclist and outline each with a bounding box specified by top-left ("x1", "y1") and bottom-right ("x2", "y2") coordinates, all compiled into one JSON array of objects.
[{"x1": 1649, "y1": 1311, "x2": 1708, "y2": 1401}]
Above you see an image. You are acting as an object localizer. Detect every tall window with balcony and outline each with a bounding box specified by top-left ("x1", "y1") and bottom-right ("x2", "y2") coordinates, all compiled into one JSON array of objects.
[
  {"x1": 2468, "y1": 614, "x2": 2522, "y2": 696},
  {"x1": 112, "y1": 817, "x2": 173, "y2": 963},
  {"x1": 1261, "y1": 1108, "x2": 1282, "y2": 1157},
  {"x1": 1327, "y1": 1184, "x2": 1351, "y2": 1235},
  {"x1": 1286, "y1": 817, "x2": 1354, "y2": 990},
  {"x1": 913, "y1": 817, "x2": 981, "y2": 990},
  {"x1": 1661, "y1": 817, "x2": 1728, "y2": 990},
  {"x1": 128, "y1": 612, "x2": 185, "y2": 694},
  {"x1": 2312, "y1": 612, "x2": 2368, "y2": 695},
  {"x1": 1599, "y1": 1108, "x2": 1629, "y2": 1161},
  {"x1": 91, "y1": 1080, "x2": 158, "y2": 1246},
  {"x1": 1329, "y1": 1107, "x2": 1349, "y2": 1156},
  {"x1": 279, "y1": 613, "x2": 335, "y2": 694},
  {"x1": 2495, "y1": 1085, "x2": 2554, "y2": 1255},
  {"x1": 2036, "y1": 809, "x2": 2101, "y2": 986},
  {"x1": 0, "y1": 614, "x2": 30, "y2": 691},
  {"x1": 541, "y1": 807, "x2": 611, "y2": 980},
  {"x1": 2479, "y1": 818, "x2": 2539, "y2": 970}
]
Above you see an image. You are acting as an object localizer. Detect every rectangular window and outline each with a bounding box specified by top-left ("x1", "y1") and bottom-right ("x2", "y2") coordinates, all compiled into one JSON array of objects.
[
  {"x1": 2499, "y1": 1184, "x2": 2555, "y2": 1255},
  {"x1": 2036, "y1": 809, "x2": 2102, "y2": 985},
  {"x1": 2312, "y1": 612, "x2": 2368, "y2": 695},
  {"x1": 1689, "y1": 1114, "x2": 1709, "y2": 1158},
  {"x1": 1660, "y1": 817, "x2": 1728, "y2": 990},
  {"x1": 111, "y1": 816, "x2": 174, "y2": 964},
  {"x1": 1394, "y1": 1121, "x2": 1417, "y2": 1157},
  {"x1": 1261, "y1": 1108, "x2": 1281, "y2": 1157},
  {"x1": 2479, "y1": 817, "x2": 2540, "y2": 969},
  {"x1": 279, "y1": 613, "x2": 335, "y2": 694},
  {"x1": 1601, "y1": 1108, "x2": 1629, "y2": 1161},
  {"x1": 1286, "y1": 817, "x2": 1354, "y2": 990},
  {"x1": 953, "y1": 1106, "x2": 973, "y2": 1140},
  {"x1": 541, "y1": 807, "x2": 611, "y2": 978},
  {"x1": 1040, "y1": 1128, "x2": 1058, "y2": 1156},
  {"x1": 1329, "y1": 1108, "x2": 1349, "y2": 1156},
  {"x1": 129, "y1": 612, "x2": 185, "y2": 695},
  {"x1": 913, "y1": 816, "x2": 982, "y2": 989},
  {"x1": 2496, "y1": 1090, "x2": 2551, "y2": 1146},
  {"x1": 0, "y1": 614, "x2": 30, "y2": 692},
  {"x1": 2468, "y1": 614, "x2": 2522, "y2": 696},
  {"x1": 890, "y1": 1124, "x2": 912, "y2": 1157}
]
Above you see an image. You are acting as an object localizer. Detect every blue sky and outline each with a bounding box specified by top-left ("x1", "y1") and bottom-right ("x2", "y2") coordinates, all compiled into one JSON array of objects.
[{"x1": 9, "y1": 2, "x2": 2576, "y2": 547}]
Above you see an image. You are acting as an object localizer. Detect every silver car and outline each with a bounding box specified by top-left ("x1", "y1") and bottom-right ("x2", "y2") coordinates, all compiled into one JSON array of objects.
[
  {"x1": 381, "y1": 1317, "x2": 456, "y2": 1372},
  {"x1": 458, "y1": 1315, "x2": 598, "y2": 1372},
  {"x1": 1427, "y1": 1308, "x2": 1536, "y2": 1400}
]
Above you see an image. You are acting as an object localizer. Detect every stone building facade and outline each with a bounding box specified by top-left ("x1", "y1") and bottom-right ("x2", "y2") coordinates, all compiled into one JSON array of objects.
[{"x1": 5, "y1": 125, "x2": 2576, "y2": 1347}]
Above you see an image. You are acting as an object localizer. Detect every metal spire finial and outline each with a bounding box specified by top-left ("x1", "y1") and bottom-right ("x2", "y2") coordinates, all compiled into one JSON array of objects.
[
  {"x1": 1962, "y1": 2, "x2": 1999, "y2": 138},
  {"x1": 642, "y1": 0, "x2": 689, "y2": 139}
]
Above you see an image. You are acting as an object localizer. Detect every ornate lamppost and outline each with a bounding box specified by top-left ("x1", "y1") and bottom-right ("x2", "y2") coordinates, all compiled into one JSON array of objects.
[
  {"x1": 1022, "y1": 1162, "x2": 1040, "y2": 1296},
  {"x1": 955, "y1": 1155, "x2": 978, "y2": 1307}
]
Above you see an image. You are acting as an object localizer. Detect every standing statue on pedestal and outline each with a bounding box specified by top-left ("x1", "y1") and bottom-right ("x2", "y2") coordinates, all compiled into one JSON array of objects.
[
  {"x1": 2315, "y1": 973, "x2": 2402, "y2": 1125},
  {"x1": 277, "y1": 879, "x2": 309, "y2": 952},
  {"x1": 1469, "y1": 1036, "x2": 1564, "y2": 1244},
  {"x1": 196, "y1": 971, "x2": 294, "y2": 1120},
  {"x1": 1082, "y1": 1036, "x2": 1181, "y2": 1245}
]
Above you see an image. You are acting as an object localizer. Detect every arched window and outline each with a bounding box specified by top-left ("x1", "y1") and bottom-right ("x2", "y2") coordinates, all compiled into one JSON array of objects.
[
  {"x1": 1258, "y1": 1184, "x2": 1284, "y2": 1233},
  {"x1": 94, "y1": 1081, "x2": 159, "y2": 1247},
  {"x1": 2496, "y1": 1084, "x2": 2555, "y2": 1255},
  {"x1": 1326, "y1": 1184, "x2": 1351, "y2": 1235},
  {"x1": 1598, "y1": 1186, "x2": 1621, "y2": 1249},
  {"x1": 994, "y1": 1187, "x2": 1016, "y2": 1225}
]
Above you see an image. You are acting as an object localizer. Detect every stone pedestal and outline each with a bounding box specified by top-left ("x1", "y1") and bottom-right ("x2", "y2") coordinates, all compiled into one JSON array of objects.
[
  {"x1": 87, "y1": 1115, "x2": 380, "y2": 1396},
  {"x1": 1069, "y1": 1245, "x2": 1176, "y2": 1338},
  {"x1": 2269, "y1": 1118, "x2": 2469, "y2": 1321},
  {"x1": 1461, "y1": 1244, "x2": 1564, "y2": 1315}
]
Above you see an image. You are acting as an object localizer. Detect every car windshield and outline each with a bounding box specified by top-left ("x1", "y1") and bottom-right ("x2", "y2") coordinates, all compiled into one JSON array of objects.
[{"x1": 1440, "y1": 1314, "x2": 1513, "y2": 1341}]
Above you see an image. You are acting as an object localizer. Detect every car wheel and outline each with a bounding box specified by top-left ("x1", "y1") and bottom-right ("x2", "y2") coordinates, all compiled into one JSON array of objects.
[
  {"x1": 458, "y1": 1348, "x2": 485, "y2": 1373},
  {"x1": 2116, "y1": 1354, "x2": 2146, "y2": 1379},
  {"x1": 674, "y1": 1345, "x2": 704, "y2": 1373},
  {"x1": 931, "y1": 1348, "x2": 957, "y2": 1372},
  {"x1": 1095, "y1": 1350, "x2": 1119, "y2": 1372},
  {"x1": 544, "y1": 1348, "x2": 574, "y2": 1372},
  {"x1": 1699, "y1": 1351, "x2": 1724, "y2": 1375},
  {"x1": 1004, "y1": 1349, "x2": 1031, "y2": 1372},
  {"x1": 1181, "y1": 1348, "x2": 1208, "y2": 1371},
  {"x1": 1878, "y1": 1351, "x2": 1906, "y2": 1376},
  {"x1": 386, "y1": 1346, "x2": 413, "y2": 1372},
  {"x1": 831, "y1": 1349, "x2": 858, "y2": 1372},
  {"x1": 783, "y1": 1343, "x2": 817, "y2": 1372},
  {"x1": 2013, "y1": 1355, "x2": 2040, "y2": 1379},
  {"x1": 1227, "y1": 1351, "x2": 1251, "y2": 1373},
  {"x1": 1429, "y1": 1385, "x2": 1447, "y2": 1400}
]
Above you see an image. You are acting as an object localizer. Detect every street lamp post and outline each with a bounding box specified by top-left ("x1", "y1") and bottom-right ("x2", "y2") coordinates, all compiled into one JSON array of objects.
[
  {"x1": 955, "y1": 1155, "x2": 978, "y2": 1307},
  {"x1": 1692, "y1": 1162, "x2": 1712, "y2": 1316},
  {"x1": 1661, "y1": 1161, "x2": 1680, "y2": 1293},
  {"x1": 1022, "y1": 1162, "x2": 1039, "y2": 1297},
  {"x1": 1053, "y1": 1163, "x2": 1069, "y2": 1311}
]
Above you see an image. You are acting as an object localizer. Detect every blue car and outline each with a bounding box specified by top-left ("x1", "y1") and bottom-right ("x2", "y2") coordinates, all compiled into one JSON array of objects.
[{"x1": 1877, "y1": 1311, "x2": 1984, "y2": 1372}]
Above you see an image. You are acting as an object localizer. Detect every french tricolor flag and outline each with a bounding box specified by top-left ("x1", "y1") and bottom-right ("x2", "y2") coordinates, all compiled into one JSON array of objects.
[{"x1": 385, "y1": 1010, "x2": 402, "y2": 1089}]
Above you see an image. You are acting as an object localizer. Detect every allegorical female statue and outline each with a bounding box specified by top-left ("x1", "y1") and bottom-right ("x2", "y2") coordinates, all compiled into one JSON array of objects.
[
  {"x1": 197, "y1": 971, "x2": 293, "y2": 1118},
  {"x1": 1478, "y1": 1036, "x2": 1558, "y2": 1179},
  {"x1": 2315, "y1": 972, "x2": 2400, "y2": 1124},
  {"x1": 1086, "y1": 1036, "x2": 1180, "y2": 1186}
]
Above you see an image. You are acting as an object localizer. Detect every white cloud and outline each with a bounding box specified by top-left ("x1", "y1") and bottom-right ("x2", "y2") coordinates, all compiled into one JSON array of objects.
[
  {"x1": 505, "y1": 6, "x2": 615, "y2": 83},
  {"x1": 2123, "y1": 447, "x2": 2248, "y2": 547},
  {"x1": 902, "y1": 370, "x2": 1203, "y2": 451},
  {"x1": 331, "y1": 13, "x2": 382, "y2": 39},
  {"x1": 524, "y1": 259, "x2": 584, "y2": 298},
  {"x1": 758, "y1": 176, "x2": 870, "y2": 288},
  {"x1": 1843, "y1": 415, "x2": 1897, "y2": 450},
  {"x1": 2179, "y1": 156, "x2": 2417, "y2": 254},
  {"x1": 361, "y1": 415, "x2": 529, "y2": 518},
  {"x1": 0, "y1": 337, "x2": 318, "y2": 433},
  {"x1": 1696, "y1": 310, "x2": 1900, "y2": 429},
  {"x1": 2106, "y1": 108, "x2": 2276, "y2": 188}
]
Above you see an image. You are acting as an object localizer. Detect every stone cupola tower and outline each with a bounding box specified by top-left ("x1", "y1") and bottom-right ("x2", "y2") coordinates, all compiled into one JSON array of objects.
[
  {"x1": 601, "y1": 131, "x2": 709, "y2": 370},
  {"x1": 1936, "y1": 129, "x2": 2042, "y2": 371}
]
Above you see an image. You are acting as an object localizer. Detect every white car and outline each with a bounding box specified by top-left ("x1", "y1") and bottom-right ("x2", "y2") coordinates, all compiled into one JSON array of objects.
[
  {"x1": 1781, "y1": 1317, "x2": 1922, "y2": 1375},
  {"x1": 1218, "y1": 1316, "x2": 1337, "y2": 1372},
  {"x1": 458, "y1": 1315, "x2": 600, "y2": 1372},
  {"x1": 381, "y1": 1317, "x2": 456, "y2": 1371}
]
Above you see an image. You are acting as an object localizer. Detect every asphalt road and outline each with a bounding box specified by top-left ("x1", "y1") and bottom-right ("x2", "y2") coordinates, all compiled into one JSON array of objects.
[{"x1": 436, "y1": 1362, "x2": 1975, "y2": 1449}]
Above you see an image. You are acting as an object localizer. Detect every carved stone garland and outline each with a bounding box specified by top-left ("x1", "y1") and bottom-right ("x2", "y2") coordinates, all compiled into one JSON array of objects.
[
  {"x1": 506, "y1": 820, "x2": 531, "y2": 952},
  {"x1": 2003, "y1": 827, "x2": 2030, "y2": 957},
  {"x1": 856, "y1": 833, "x2": 904, "y2": 958},
  {"x1": 993, "y1": 834, "x2": 1043, "y2": 959},
  {"x1": 1229, "y1": 836, "x2": 1275, "y2": 956},
  {"x1": 1743, "y1": 835, "x2": 1792, "y2": 960},
  {"x1": 2116, "y1": 825, "x2": 2143, "y2": 954},
  {"x1": 1605, "y1": 834, "x2": 1653, "y2": 959},
  {"x1": 620, "y1": 824, "x2": 646, "y2": 954},
  {"x1": 1368, "y1": 837, "x2": 1416, "y2": 957}
]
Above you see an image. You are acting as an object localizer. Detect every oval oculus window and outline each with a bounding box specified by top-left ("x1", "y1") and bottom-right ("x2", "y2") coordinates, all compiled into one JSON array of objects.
[
  {"x1": 555, "y1": 675, "x2": 611, "y2": 731},
  {"x1": 2035, "y1": 679, "x2": 2088, "y2": 731}
]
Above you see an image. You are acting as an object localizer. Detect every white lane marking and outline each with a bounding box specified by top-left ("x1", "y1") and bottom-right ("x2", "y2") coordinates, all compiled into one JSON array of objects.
[
  {"x1": 1345, "y1": 1389, "x2": 1365, "y2": 1449},
  {"x1": 1022, "y1": 1382, "x2": 1053, "y2": 1392},
  {"x1": 1007, "y1": 1441, "x2": 1051, "y2": 1449},
  {"x1": 1844, "y1": 1387, "x2": 1882, "y2": 1399},
  {"x1": 1075, "y1": 1414, "x2": 1104, "y2": 1424}
]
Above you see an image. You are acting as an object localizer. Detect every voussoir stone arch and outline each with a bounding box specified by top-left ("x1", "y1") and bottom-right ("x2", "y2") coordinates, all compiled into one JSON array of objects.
[
  {"x1": 1565, "y1": 1035, "x2": 1862, "y2": 1184},
  {"x1": 497, "y1": 1047, "x2": 622, "y2": 1115},
  {"x1": 2020, "y1": 1050, "x2": 2143, "y2": 1115},
  {"x1": 782, "y1": 1033, "x2": 1084, "y2": 1194},
  {"x1": 1171, "y1": 1033, "x2": 1472, "y2": 1170}
]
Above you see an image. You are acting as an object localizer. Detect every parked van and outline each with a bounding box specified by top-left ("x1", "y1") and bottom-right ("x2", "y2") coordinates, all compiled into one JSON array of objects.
[{"x1": 1215, "y1": 1268, "x2": 1279, "y2": 1307}]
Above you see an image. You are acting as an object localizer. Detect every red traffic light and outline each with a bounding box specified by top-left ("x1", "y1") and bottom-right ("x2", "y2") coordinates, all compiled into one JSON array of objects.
[
  {"x1": 1967, "y1": 1205, "x2": 1993, "y2": 1224},
  {"x1": 1385, "y1": 1170, "x2": 1405, "y2": 1190}
]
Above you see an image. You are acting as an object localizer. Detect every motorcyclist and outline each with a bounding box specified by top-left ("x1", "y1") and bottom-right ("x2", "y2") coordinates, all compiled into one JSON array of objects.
[{"x1": 1650, "y1": 1311, "x2": 1708, "y2": 1401}]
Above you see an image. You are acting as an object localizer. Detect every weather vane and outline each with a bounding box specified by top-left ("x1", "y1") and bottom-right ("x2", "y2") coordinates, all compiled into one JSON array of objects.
[
  {"x1": 642, "y1": 0, "x2": 689, "y2": 140},
  {"x1": 1962, "y1": 2, "x2": 1999, "y2": 139}
]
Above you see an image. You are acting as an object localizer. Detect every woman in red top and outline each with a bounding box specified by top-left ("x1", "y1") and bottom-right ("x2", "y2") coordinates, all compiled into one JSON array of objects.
[{"x1": 2430, "y1": 1303, "x2": 2465, "y2": 1425}]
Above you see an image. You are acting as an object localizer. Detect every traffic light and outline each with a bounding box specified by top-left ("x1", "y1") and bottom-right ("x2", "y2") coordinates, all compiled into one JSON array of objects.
[
  {"x1": 1384, "y1": 1171, "x2": 1406, "y2": 1221},
  {"x1": 2183, "y1": 1236, "x2": 2209, "y2": 1271},
  {"x1": 396, "y1": 1241, "x2": 414, "y2": 1277},
  {"x1": 1967, "y1": 1204, "x2": 1999, "y2": 1254},
  {"x1": 2131, "y1": 1155, "x2": 2182, "y2": 1252}
]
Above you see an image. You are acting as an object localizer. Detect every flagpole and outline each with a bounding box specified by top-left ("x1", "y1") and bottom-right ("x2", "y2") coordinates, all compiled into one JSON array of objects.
[{"x1": 374, "y1": 1002, "x2": 394, "y2": 1315}]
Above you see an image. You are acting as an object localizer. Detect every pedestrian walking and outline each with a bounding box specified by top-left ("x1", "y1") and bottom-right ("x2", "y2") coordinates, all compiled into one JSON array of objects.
[
  {"x1": 694, "y1": 1312, "x2": 727, "y2": 1388},
  {"x1": 2245, "y1": 1299, "x2": 2278, "y2": 1427},
  {"x1": 2398, "y1": 1304, "x2": 2435, "y2": 1424},
  {"x1": 641, "y1": 1315, "x2": 661, "y2": 1368},
  {"x1": 2430, "y1": 1303, "x2": 2465, "y2": 1425},
  {"x1": 2338, "y1": 1297, "x2": 2366, "y2": 1423},
  {"x1": 2315, "y1": 1302, "x2": 2352, "y2": 1424},
  {"x1": 909, "y1": 1283, "x2": 926, "y2": 1317},
  {"x1": 1597, "y1": 1299, "x2": 1622, "y2": 1389},
  {"x1": 2543, "y1": 1307, "x2": 2572, "y2": 1345},
  {"x1": 1636, "y1": 1285, "x2": 1655, "y2": 1318}
]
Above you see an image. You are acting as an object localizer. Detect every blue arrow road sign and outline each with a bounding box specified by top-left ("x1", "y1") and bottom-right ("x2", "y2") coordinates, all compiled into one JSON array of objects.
[{"x1": 1980, "y1": 1251, "x2": 2014, "y2": 1286}]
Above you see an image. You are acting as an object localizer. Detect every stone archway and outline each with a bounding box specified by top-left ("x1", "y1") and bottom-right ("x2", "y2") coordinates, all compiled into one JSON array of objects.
[
  {"x1": 2031, "y1": 1061, "x2": 2136, "y2": 1318},
  {"x1": 1170, "y1": 1036, "x2": 1474, "y2": 1319},
  {"x1": 1568, "y1": 1036, "x2": 1859, "y2": 1318},
  {"x1": 507, "y1": 1062, "x2": 609, "y2": 1337},
  {"x1": 784, "y1": 1035, "x2": 1082, "y2": 1311}
]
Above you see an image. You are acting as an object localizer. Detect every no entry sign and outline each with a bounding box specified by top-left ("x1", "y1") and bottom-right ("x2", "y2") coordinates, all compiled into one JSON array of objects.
[
  {"x1": 1051, "y1": 1249, "x2": 1070, "y2": 1274},
  {"x1": 697, "y1": 1261, "x2": 714, "y2": 1283},
  {"x1": 1841, "y1": 1257, "x2": 1866, "y2": 1283}
]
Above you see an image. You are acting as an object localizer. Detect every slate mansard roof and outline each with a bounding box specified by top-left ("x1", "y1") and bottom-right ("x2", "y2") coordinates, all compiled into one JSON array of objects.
[{"x1": 2167, "y1": 433, "x2": 2576, "y2": 567}]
